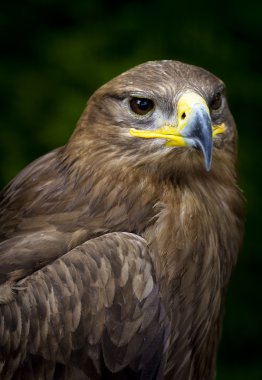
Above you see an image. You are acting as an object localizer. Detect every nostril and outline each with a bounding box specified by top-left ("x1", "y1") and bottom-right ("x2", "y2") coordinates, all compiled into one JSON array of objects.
[{"x1": 181, "y1": 112, "x2": 186, "y2": 120}]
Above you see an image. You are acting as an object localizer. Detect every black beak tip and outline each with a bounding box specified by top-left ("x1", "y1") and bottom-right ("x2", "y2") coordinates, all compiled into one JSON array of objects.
[
  {"x1": 196, "y1": 140, "x2": 212, "y2": 171},
  {"x1": 204, "y1": 154, "x2": 212, "y2": 171},
  {"x1": 192, "y1": 108, "x2": 213, "y2": 171}
]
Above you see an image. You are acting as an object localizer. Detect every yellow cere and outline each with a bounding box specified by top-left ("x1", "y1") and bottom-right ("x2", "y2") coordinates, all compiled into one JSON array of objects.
[{"x1": 176, "y1": 92, "x2": 209, "y2": 133}]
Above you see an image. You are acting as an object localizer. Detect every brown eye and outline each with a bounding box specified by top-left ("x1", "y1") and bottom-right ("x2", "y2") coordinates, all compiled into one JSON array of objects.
[
  {"x1": 210, "y1": 91, "x2": 222, "y2": 110},
  {"x1": 129, "y1": 97, "x2": 154, "y2": 116}
]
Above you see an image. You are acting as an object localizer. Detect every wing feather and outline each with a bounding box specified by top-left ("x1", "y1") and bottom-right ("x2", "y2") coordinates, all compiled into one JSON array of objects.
[{"x1": 0, "y1": 232, "x2": 170, "y2": 380}]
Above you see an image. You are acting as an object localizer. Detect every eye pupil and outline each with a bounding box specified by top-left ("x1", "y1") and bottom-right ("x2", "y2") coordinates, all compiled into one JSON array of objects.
[
  {"x1": 138, "y1": 99, "x2": 150, "y2": 110},
  {"x1": 211, "y1": 92, "x2": 222, "y2": 110},
  {"x1": 130, "y1": 97, "x2": 154, "y2": 115}
]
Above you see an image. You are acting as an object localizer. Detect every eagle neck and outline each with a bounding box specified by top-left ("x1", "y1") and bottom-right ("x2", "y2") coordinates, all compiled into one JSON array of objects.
[{"x1": 142, "y1": 167, "x2": 244, "y2": 379}]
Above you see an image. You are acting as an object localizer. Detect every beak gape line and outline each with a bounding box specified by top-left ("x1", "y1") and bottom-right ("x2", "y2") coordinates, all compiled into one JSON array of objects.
[{"x1": 130, "y1": 92, "x2": 225, "y2": 171}]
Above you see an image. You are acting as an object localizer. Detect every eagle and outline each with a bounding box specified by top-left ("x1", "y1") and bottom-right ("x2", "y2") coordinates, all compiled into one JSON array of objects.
[{"x1": 0, "y1": 60, "x2": 244, "y2": 380}]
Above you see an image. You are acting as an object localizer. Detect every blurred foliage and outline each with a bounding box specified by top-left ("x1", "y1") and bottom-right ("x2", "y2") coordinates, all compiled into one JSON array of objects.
[{"x1": 0, "y1": 0, "x2": 261, "y2": 378}]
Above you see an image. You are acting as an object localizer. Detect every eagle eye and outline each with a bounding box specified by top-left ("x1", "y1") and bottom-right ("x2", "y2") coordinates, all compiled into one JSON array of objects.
[
  {"x1": 129, "y1": 97, "x2": 154, "y2": 116},
  {"x1": 210, "y1": 91, "x2": 222, "y2": 111}
]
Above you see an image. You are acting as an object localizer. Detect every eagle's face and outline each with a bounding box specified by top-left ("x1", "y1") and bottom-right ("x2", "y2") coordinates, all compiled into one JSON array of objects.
[{"x1": 79, "y1": 60, "x2": 236, "y2": 174}]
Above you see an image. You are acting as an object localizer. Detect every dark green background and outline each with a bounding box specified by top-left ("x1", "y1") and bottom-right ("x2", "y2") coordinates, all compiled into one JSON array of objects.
[{"x1": 0, "y1": 0, "x2": 261, "y2": 378}]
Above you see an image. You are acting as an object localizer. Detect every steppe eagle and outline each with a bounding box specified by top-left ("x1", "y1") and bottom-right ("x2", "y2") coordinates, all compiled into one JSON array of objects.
[{"x1": 0, "y1": 60, "x2": 244, "y2": 380}]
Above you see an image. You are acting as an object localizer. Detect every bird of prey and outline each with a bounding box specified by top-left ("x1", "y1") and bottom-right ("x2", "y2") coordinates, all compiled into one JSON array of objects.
[{"x1": 0, "y1": 60, "x2": 244, "y2": 380}]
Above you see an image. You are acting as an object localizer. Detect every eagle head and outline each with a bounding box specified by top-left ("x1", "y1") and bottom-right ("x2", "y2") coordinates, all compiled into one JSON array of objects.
[{"x1": 69, "y1": 60, "x2": 237, "y2": 177}]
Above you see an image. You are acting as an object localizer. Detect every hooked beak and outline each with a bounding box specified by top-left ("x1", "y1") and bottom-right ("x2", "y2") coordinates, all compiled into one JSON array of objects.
[
  {"x1": 181, "y1": 100, "x2": 213, "y2": 170},
  {"x1": 130, "y1": 92, "x2": 225, "y2": 171}
]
